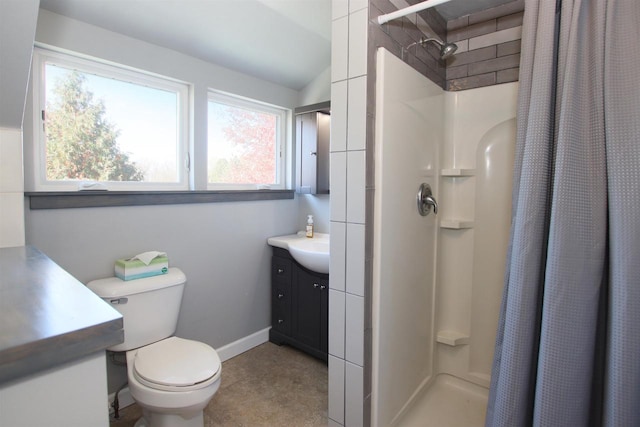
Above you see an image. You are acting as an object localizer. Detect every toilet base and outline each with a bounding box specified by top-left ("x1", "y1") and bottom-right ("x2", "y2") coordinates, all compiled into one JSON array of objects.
[
  {"x1": 125, "y1": 343, "x2": 221, "y2": 427},
  {"x1": 134, "y1": 409, "x2": 204, "y2": 427}
]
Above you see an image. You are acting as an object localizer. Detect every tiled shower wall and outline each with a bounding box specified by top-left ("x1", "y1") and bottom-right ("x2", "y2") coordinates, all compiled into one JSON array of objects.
[
  {"x1": 368, "y1": 0, "x2": 524, "y2": 91},
  {"x1": 445, "y1": 1, "x2": 524, "y2": 90},
  {"x1": 330, "y1": 1, "x2": 525, "y2": 426},
  {"x1": 369, "y1": 0, "x2": 447, "y2": 87},
  {"x1": 329, "y1": 1, "x2": 369, "y2": 426}
]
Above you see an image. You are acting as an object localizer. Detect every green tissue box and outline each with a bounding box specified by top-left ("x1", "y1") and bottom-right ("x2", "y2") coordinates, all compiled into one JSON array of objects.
[{"x1": 115, "y1": 255, "x2": 168, "y2": 281}]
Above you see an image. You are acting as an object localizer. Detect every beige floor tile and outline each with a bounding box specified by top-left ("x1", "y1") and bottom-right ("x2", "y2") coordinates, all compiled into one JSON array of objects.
[{"x1": 110, "y1": 343, "x2": 328, "y2": 427}]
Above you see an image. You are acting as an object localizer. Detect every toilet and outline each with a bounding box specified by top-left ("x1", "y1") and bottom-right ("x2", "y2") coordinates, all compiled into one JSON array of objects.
[{"x1": 87, "y1": 268, "x2": 221, "y2": 427}]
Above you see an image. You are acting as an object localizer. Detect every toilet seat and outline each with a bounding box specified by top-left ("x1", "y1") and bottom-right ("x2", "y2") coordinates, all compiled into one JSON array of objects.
[{"x1": 133, "y1": 336, "x2": 221, "y2": 392}]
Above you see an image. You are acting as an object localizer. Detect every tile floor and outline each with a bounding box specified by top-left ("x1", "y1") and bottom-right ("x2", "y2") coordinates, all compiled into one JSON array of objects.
[{"x1": 110, "y1": 342, "x2": 328, "y2": 427}]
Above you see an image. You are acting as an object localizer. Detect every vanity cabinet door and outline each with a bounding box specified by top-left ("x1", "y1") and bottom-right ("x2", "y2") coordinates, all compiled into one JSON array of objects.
[
  {"x1": 295, "y1": 110, "x2": 330, "y2": 195},
  {"x1": 292, "y1": 267, "x2": 329, "y2": 355},
  {"x1": 293, "y1": 268, "x2": 321, "y2": 349}
]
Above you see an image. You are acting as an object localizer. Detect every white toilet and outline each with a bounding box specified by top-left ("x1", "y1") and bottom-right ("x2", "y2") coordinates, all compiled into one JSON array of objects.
[{"x1": 87, "y1": 268, "x2": 221, "y2": 427}]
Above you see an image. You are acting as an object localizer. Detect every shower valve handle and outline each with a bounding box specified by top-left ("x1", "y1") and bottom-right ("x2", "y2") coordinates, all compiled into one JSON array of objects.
[
  {"x1": 417, "y1": 183, "x2": 438, "y2": 216},
  {"x1": 425, "y1": 195, "x2": 438, "y2": 214}
]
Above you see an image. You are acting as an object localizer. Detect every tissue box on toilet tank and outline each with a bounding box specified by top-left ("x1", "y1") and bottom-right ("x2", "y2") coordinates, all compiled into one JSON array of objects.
[{"x1": 115, "y1": 251, "x2": 168, "y2": 281}]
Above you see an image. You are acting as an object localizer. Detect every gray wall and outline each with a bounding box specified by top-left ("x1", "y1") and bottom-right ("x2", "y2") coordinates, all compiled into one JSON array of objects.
[
  {"x1": 23, "y1": 9, "x2": 328, "y2": 393},
  {"x1": 25, "y1": 198, "x2": 299, "y2": 391},
  {"x1": 25, "y1": 200, "x2": 299, "y2": 346}
]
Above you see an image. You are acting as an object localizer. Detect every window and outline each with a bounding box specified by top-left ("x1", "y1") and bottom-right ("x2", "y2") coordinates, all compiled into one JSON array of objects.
[
  {"x1": 32, "y1": 47, "x2": 189, "y2": 191},
  {"x1": 208, "y1": 91, "x2": 287, "y2": 190}
]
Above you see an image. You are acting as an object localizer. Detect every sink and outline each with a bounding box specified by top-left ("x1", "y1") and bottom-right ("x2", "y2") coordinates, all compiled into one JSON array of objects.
[
  {"x1": 288, "y1": 238, "x2": 330, "y2": 274},
  {"x1": 267, "y1": 233, "x2": 330, "y2": 274}
]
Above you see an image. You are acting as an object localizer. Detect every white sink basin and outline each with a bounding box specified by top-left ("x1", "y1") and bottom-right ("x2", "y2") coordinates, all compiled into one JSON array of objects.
[{"x1": 267, "y1": 232, "x2": 330, "y2": 274}]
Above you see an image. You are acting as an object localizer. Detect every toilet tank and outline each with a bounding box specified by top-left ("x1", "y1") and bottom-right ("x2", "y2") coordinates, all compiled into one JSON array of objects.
[{"x1": 86, "y1": 268, "x2": 186, "y2": 352}]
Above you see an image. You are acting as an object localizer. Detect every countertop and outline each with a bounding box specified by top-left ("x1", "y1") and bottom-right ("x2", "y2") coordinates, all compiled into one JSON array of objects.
[
  {"x1": 0, "y1": 246, "x2": 123, "y2": 384},
  {"x1": 267, "y1": 231, "x2": 330, "y2": 249}
]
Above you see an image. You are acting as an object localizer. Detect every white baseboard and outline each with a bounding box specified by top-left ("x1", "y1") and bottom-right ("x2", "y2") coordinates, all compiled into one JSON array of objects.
[
  {"x1": 109, "y1": 386, "x2": 135, "y2": 412},
  {"x1": 107, "y1": 328, "x2": 270, "y2": 411},
  {"x1": 216, "y1": 327, "x2": 270, "y2": 362}
]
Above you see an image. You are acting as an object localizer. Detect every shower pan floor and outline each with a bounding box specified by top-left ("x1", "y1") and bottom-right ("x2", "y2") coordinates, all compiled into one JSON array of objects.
[{"x1": 396, "y1": 374, "x2": 488, "y2": 427}]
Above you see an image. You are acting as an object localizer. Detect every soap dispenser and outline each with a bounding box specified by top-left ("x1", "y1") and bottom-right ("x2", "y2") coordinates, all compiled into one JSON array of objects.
[{"x1": 306, "y1": 215, "x2": 314, "y2": 238}]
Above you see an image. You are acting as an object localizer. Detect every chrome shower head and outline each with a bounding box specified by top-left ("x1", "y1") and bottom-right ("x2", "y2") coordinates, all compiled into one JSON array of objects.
[
  {"x1": 440, "y1": 42, "x2": 458, "y2": 59},
  {"x1": 420, "y1": 37, "x2": 458, "y2": 59}
]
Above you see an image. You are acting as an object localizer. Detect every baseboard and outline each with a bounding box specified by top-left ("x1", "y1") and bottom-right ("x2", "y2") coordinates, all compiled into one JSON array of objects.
[
  {"x1": 216, "y1": 327, "x2": 270, "y2": 362},
  {"x1": 106, "y1": 328, "x2": 270, "y2": 412},
  {"x1": 108, "y1": 386, "x2": 135, "y2": 413}
]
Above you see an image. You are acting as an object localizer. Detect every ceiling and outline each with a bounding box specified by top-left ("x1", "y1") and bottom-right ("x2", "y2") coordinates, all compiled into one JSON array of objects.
[
  {"x1": 39, "y1": 0, "x2": 332, "y2": 91},
  {"x1": 39, "y1": 0, "x2": 515, "y2": 92}
]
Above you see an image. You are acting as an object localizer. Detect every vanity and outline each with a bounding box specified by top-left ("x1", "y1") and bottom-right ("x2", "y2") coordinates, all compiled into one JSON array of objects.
[
  {"x1": 0, "y1": 246, "x2": 123, "y2": 426},
  {"x1": 267, "y1": 233, "x2": 329, "y2": 361}
]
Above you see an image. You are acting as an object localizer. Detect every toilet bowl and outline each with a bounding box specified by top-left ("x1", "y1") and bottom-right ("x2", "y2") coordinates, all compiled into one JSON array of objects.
[
  {"x1": 126, "y1": 337, "x2": 221, "y2": 427},
  {"x1": 86, "y1": 268, "x2": 221, "y2": 427}
]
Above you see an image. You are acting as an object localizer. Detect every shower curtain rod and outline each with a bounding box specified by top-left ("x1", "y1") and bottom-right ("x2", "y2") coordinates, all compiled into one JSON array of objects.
[{"x1": 377, "y1": 0, "x2": 452, "y2": 25}]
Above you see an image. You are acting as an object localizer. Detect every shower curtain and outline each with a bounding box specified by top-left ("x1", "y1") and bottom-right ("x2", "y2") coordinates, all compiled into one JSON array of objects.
[{"x1": 485, "y1": 1, "x2": 640, "y2": 426}]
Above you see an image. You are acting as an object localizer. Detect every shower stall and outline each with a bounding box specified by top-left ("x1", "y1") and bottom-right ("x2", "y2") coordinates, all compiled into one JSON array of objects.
[{"x1": 372, "y1": 48, "x2": 518, "y2": 426}]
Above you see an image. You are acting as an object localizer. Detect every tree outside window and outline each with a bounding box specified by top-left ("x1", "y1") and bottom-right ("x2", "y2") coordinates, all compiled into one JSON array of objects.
[
  {"x1": 45, "y1": 70, "x2": 144, "y2": 182},
  {"x1": 33, "y1": 48, "x2": 188, "y2": 191},
  {"x1": 208, "y1": 93, "x2": 286, "y2": 189}
]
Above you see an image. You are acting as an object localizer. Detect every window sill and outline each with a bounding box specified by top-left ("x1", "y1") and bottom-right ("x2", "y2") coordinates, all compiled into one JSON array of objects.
[{"x1": 25, "y1": 190, "x2": 295, "y2": 210}]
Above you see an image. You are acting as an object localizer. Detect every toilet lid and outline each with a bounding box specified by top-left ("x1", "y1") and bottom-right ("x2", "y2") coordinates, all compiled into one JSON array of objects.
[{"x1": 133, "y1": 337, "x2": 220, "y2": 387}]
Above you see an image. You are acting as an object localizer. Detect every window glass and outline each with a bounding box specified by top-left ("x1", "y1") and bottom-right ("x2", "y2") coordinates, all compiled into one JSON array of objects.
[
  {"x1": 33, "y1": 48, "x2": 188, "y2": 190},
  {"x1": 208, "y1": 92, "x2": 286, "y2": 189}
]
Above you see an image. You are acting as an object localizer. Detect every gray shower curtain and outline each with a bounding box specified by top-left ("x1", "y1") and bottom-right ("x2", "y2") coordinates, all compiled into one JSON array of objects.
[{"x1": 485, "y1": 0, "x2": 640, "y2": 426}]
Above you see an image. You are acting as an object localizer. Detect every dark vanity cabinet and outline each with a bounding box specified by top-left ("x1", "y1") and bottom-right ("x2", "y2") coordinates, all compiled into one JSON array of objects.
[{"x1": 269, "y1": 247, "x2": 328, "y2": 361}]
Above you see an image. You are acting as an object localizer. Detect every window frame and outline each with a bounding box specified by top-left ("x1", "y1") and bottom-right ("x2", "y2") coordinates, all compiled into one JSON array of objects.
[
  {"x1": 207, "y1": 90, "x2": 288, "y2": 191},
  {"x1": 31, "y1": 46, "x2": 191, "y2": 192}
]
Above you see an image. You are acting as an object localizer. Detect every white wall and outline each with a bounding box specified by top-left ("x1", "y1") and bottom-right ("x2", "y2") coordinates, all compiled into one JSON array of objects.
[
  {"x1": 0, "y1": 0, "x2": 39, "y2": 249},
  {"x1": 299, "y1": 66, "x2": 331, "y2": 107},
  {"x1": 372, "y1": 49, "x2": 442, "y2": 427},
  {"x1": 0, "y1": 128, "x2": 25, "y2": 248},
  {"x1": 0, "y1": 352, "x2": 109, "y2": 427},
  {"x1": 436, "y1": 82, "x2": 518, "y2": 387},
  {"x1": 370, "y1": 56, "x2": 517, "y2": 425},
  {"x1": 0, "y1": 0, "x2": 39, "y2": 129}
]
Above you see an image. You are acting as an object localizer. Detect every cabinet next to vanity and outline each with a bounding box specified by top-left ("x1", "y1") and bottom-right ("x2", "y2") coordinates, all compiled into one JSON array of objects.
[
  {"x1": 0, "y1": 246, "x2": 123, "y2": 426},
  {"x1": 269, "y1": 247, "x2": 328, "y2": 361}
]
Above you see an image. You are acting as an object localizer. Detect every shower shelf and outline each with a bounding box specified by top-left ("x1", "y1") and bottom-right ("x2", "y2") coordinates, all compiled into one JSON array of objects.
[
  {"x1": 440, "y1": 219, "x2": 474, "y2": 229},
  {"x1": 440, "y1": 168, "x2": 476, "y2": 177},
  {"x1": 437, "y1": 331, "x2": 470, "y2": 347}
]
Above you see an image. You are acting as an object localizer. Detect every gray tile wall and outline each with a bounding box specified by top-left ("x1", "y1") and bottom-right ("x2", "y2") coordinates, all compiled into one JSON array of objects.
[
  {"x1": 445, "y1": 0, "x2": 524, "y2": 90},
  {"x1": 369, "y1": 0, "x2": 447, "y2": 89},
  {"x1": 368, "y1": 0, "x2": 524, "y2": 92}
]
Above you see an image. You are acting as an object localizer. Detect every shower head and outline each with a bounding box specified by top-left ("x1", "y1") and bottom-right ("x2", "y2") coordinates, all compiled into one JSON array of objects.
[{"x1": 420, "y1": 37, "x2": 458, "y2": 59}]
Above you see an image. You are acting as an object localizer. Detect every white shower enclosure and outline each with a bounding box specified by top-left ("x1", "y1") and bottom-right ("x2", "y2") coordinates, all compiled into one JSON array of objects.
[{"x1": 372, "y1": 48, "x2": 518, "y2": 426}]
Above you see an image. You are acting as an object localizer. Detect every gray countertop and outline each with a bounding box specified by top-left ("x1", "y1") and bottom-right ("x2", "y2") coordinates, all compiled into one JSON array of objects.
[{"x1": 0, "y1": 246, "x2": 123, "y2": 384}]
